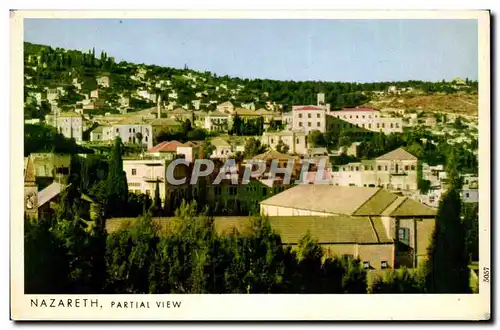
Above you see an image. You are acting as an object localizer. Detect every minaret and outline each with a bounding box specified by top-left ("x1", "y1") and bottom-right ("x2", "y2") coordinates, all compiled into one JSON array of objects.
[
  {"x1": 317, "y1": 92, "x2": 325, "y2": 106},
  {"x1": 157, "y1": 95, "x2": 162, "y2": 119},
  {"x1": 24, "y1": 156, "x2": 38, "y2": 221}
]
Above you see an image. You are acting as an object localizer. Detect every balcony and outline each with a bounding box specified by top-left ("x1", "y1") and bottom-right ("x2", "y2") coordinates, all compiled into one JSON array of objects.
[
  {"x1": 389, "y1": 170, "x2": 408, "y2": 176},
  {"x1": 142, "y1": 176, "x2": 164, "y2": 182}
]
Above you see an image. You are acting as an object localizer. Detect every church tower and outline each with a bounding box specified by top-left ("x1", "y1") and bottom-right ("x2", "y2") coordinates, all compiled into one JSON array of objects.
[{"x1": 24, "y1": 156, "x2": 38, "y2": 220}]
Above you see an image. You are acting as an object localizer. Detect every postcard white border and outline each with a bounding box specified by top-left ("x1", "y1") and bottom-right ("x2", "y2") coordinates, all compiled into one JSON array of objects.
[{"x1": 10, "y1": 9, "x2": 491, "y2": 321}]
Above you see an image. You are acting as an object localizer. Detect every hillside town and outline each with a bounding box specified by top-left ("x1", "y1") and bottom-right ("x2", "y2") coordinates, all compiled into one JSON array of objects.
[{"x1": 23, "y1": 42, "x2": 479, "y2": 294}]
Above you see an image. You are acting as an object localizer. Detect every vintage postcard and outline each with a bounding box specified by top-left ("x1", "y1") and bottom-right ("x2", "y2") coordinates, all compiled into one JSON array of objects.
[{"x1": 10, "y1": 10, "x2": 491, "y2": 321}]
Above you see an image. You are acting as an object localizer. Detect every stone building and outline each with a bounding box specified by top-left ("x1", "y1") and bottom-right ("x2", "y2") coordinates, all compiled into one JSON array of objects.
[
  {"x1": 333, "y1": 148, "x2": 419, "y2": 192},
  {"x1": 259, "y1": 184, "x2": 436, "y2": 269},
  {"x1": 55, "y1": 112, "x2": 84, "y2": 142},
  {"x1": 261, "y1": 130, "x2": 308, "y2": 155}
]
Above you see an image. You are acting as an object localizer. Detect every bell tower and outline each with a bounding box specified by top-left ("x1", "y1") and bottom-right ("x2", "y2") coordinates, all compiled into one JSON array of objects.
[{"x1": 24, "y1": 156, "x2": 38, "y2": 220}]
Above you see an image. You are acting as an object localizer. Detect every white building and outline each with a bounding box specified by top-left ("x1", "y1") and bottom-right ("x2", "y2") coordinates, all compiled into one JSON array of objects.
[
  {"x1": 210, "y1": 137, "x2": 233, "y2": 159},
  {"x1": 91, "y1": 118, "x2": 155, "y2": 148},
  {"x1": 46, "y1": 88, "x2": 61, "y2": 102},
  {"x1": 333, "y1": 147, "x2": 419, "y2": 191},
  {"x1": 123, "y1": 159, "x2": 168, "y2": 199},
  {"x1": 217, "y1": 101, "x2": 235, "y2": 114},
  {"x1": 97, "y1": 75, "x2": 110, "y2": 88},
  {"x1": 90, "y1": 89, "x2": 100, "y2": 99},
  {"x1": 462, "y1": 188, "x2": 479, "y2": 203},
  {"x1": 204, "y1": 111, "x2": 230, "y2": 132},
  {"x1": 55, "y1": 112, "x2": 84, "y2": 143},
  {"x1": 89, "y1": 125, "x2": 113, "y2": 142},
  {"x1": 328, "y1": 107, "x2": 403, "y2": 134},
  {"x1": 261, "y1": 130, "x2": 308, "y2": 155}
]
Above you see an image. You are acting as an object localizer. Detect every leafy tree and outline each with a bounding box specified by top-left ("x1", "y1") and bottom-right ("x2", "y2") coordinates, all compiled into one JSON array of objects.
[
  {"x1": 308, "y1": 130, "x2": 326, "y2": 148},
  {"x1": 453, "y1": 116, "x2": 465, "y2": 129},
  {"x1": 244, "y1": 137, "x2": 267, "y2": 157},
  {"x1": 135, "y1": 132, "x2": 143, "y2": 145},
  {"x1": 370, "y1": 267, "x2": 425, "y2": 293},
  {"x1": 275, "y1": 139, "x2": 290, "y2": 154}
]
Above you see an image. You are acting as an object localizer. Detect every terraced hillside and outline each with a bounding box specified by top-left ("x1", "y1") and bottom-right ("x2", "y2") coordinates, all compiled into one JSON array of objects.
[{"x1": 366, "y1": 92, "x2": 478, "y2": 117}]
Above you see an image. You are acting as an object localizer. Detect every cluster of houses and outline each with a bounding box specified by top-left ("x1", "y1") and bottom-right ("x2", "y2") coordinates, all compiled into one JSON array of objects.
[
  {"x1": 24, "y1": 71, "x2": 479, "y2": 274},
  {"x1": 24, "y1": 139, "x2": 478, "y2": 271}
]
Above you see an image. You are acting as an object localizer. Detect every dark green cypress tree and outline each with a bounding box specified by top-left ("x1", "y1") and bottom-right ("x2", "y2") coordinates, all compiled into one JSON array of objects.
[
  {"x1": 104, "y1": 137, "x2": 128, "y2": 218},
  {"x1": 153, "y1": 180, "x2": 162, "y2": 216},
  {"x1": 424, "y1": 151, "x2": 470, "y2": 293}
]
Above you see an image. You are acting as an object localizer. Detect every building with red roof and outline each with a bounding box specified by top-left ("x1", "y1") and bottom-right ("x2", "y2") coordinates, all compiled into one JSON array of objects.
[{"x1": 147, "y1": 140, "x2": 182, "y2": 160}]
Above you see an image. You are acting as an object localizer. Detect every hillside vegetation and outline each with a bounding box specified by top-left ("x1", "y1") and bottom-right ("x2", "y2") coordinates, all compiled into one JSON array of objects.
[
  {"x1": 24, "y1": 42, "x2": 478, "y2": 118},
  {"x1": 367, "y1": 93, "x2": 478, "y2": 117}
]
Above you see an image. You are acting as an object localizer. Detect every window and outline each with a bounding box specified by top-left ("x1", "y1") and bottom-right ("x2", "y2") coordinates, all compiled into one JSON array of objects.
[
  {"x1": 271, "y1": 138, "x2": 274, "y2": 144},
  {"x1": 129, "y1": 128, "x2": 132, "y2": 133},
  {"x1": 362, "y1": 115, "x2": 365, "y2": 119},
  {"x1": 364, "y1": 165, "x2": 369, "y2": 170},
  {"x1": 363, "y1": 261, "x2": 370, "y2": 269},
  {"x1": 296, "y1": 138, "x2": 300, "y2": 144},
  {"x1": 377, "y1": 123, "x2": 380, "y2": 129},
  {"x1": 350, "y1": 115, "x2": 352, "y2": 119},
  {"x1": 405, "y1": 165, "x2": 409, "y2": 171},
  {"x1": 382, "y1": 123, "x2": 385, "y2": 128},
  {"x1": 398, "y1": 227, "x2": 410, "y2": 245},
  {"x1": 406, "y1": 184, "x2": 410, "y2": 190},
  {"x1": 132, "y1": 169, "x2": 137, "y2": 175},
  {"x1": 308, "y1": 122, "x2": 311, "y2": 127},
  {"x1": 317, "y1": 122, "x2": 320, "y2": 127},
  {"x1": 411, "y1": 165, "x2": 416, "y2": 170},
  {"x1": 355, "y1": 166, "x2": 359, "y2": 171},
  {"x1": 356, "y1": 115, "x2": 359, "y2": 118},
  {"x1": 362, "y1": 124, "x2": 365, "y2": 128},
  {"x1": 466, "y1": 192, "x2": 470, "y2": 198},
  {"x1": 308, "y1": 113, "x2": 312, "y2": 119},
  {"x1": 385, "y1": 165, "x2": 388, "y2": 171},
  {"x1": 368, "y1": 124, "x2": 371, "y2": 129},
  {"x1": 378, "y1": 165, "x2": 382, "y2": 171},
  {"x1": 299, "y1": 122, "x2": 303, "y2": 127},
  {"x1": 298, "y1": 114, "x2": 302, "y2": 118},
  {"x1": 390, "y1": 123, "x2": 394, "y2": 128},
  {"x1": 396, "y1": 123, "x2": 400, "y2": 128},
  {"x1": 145, "y1": 136, "x2": 148, "y2": 142},
  {"x1": 317, "y1": 113, "x2": 320, "y2": 118},
  {"x1": 381, "y1": 261, "x2": 388, "y2": 269}
]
